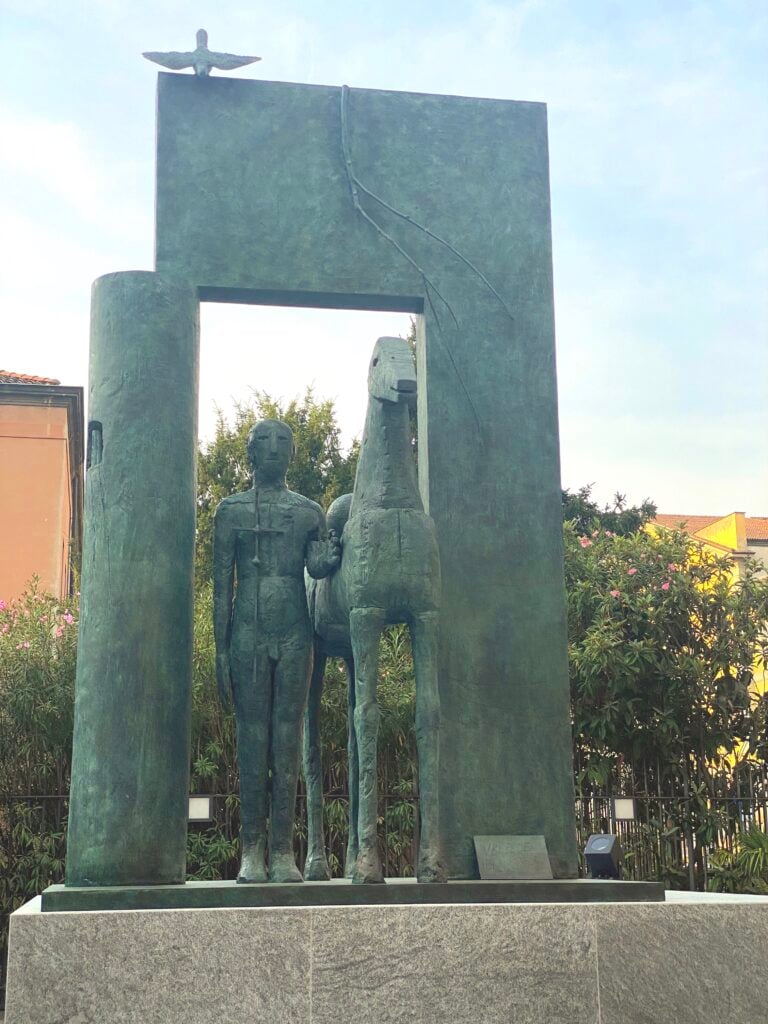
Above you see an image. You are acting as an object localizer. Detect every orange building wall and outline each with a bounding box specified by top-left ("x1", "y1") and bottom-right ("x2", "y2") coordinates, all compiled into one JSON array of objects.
[{"x1": 0, "y1": 404, "x2": 72, "y2": 600}]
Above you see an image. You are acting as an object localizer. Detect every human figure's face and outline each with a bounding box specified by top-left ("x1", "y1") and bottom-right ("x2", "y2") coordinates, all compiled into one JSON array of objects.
[{"x1": 249, "y1": 421, "x2": 293, "y2": 483}]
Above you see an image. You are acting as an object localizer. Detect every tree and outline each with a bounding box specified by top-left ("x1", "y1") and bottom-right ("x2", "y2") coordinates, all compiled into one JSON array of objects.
[
  {"x1": 195, "y1": 390, "x2": 359, "y2": 585},
  {"x1": 562, "y1": 484, "x2": 656, "y2": 536}
]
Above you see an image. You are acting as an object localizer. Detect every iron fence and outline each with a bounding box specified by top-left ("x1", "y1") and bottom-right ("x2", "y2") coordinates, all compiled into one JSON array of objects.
[{"x1": 4, "y1": 770, "x2": 768, "y2": 889}]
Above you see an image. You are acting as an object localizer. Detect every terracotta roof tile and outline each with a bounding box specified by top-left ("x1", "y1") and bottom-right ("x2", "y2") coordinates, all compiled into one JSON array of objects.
[
  {"x1": 0, "y1": 369, "x2": 61, "y2": 385},
  {"x1": 746, "y1": 517, "x2": 768, "y2": 541},
  {"x1": 655, "y1": 513, "x2": 768, "y2": 543},
  {"x1": 653, "y1": 514, "x2": 720, "y2": 532}
]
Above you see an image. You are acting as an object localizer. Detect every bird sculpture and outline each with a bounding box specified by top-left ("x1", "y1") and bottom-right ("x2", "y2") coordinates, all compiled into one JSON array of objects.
[{"x1": 143, "y1": 29, "x2": 261, "y2": 77}]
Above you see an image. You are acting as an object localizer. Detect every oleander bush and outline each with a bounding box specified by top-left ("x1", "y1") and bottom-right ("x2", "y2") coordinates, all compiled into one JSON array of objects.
[{"x1": 565, "y1": 520, "x2": 768, "y2": 888}]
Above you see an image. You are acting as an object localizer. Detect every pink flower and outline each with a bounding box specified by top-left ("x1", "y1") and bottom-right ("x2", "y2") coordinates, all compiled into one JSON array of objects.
[
  {"x1": 579, "y1": 536, "x2": 593, "y2": 548},
  {"x1": 591, "y1": 530, "x2": 599, "y2": 538},
  {"x1": 54, "y1": 626, "x2": 64, "y2": 638},
  {"x1": 610, "y1": 589, "x2": 621, "y2": 598},
  {"x1": 16, "y1": 641, "x2": 30, "y2": 650},
  {"x1": 39, "y1": 615, "x2": 48, "y2": 623},
  {"x1": 661, "y1": 581, "x2": 670, "y2": 591},
  {"x1": 627, "y1": 567, "x2": 638, "y2": 576},
  {"x1": 667, "y1": 563, "x2": 677, "y2": 571},
  {"x1": 62, "y1": 613, "x2": 75, "y2": 625},
  {"x1": 24, "y1": 640, "x2": 30, "y2": 648},
  {"x1": 0, "y1": 599, "x2": 6, "y2": 610},
  {"x1": 1, "y1": 623, "x2": 8, "y2": 634},
  {"x1": 604, "y1": 531, "x2": 613, "y2": 537}
]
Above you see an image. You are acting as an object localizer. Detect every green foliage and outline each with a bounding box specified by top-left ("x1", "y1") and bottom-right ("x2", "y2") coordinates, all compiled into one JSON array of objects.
[
  {"x1": 195, "y1": 389, "x2": 359, "y2": 584},
  {"x1": 567, "y1": 525, "x2": 767, "y2": 783},
  {"x1": 562, "y1": 485, "x2": 656, "y2": 536},
  {"x1": 0, "y1": 583, "x2": 78, "y2": 1001},
  {"x1": 708, "y1": 826, "x2": 768, "y2": 894},
  {"x1": 567, "y1": 522, "x2": 768, "y2": 887},
  {"x1": 0, "y1": 582, "x2": 78, "y2": 796},
  {"x1": 186, "y1": 824, "x2": 239, "y2": 881}
]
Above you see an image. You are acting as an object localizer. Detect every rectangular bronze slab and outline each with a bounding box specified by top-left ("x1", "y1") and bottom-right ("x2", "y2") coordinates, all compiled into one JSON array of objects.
[
  {"x1": 42, "y1": 878, "x2": 665, "y2": 912},
  {"x1": 154, "y1": 75, "x2": 578, "y2": 879},
  {"x1": 475, "y1": 835, "x2": 554, "y2": 879}
]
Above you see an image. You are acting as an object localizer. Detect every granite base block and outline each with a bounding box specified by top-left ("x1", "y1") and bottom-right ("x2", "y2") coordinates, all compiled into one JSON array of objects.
[{"x1": 6, "y1": 894, "x2": 768, "y2": 1024}]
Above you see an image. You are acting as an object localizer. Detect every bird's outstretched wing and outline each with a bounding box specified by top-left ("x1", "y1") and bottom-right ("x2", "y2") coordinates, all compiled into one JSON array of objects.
[
  {"x1": 143, "y1": 50, "x2": 195, "y2": 70},
  {"x1": 208, "y1": 51, "x2": 262, "y2": 70}
]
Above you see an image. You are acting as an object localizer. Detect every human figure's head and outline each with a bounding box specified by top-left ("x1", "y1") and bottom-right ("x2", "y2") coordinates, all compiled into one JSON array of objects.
[{"x1": 247, "y1": 419, "x2": 294, "y2": 485}]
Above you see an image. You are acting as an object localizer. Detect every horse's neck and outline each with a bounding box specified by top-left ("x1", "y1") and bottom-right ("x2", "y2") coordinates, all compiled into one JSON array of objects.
[{"x1": 351, "y1": 397, "x2": 422, "y2": 514}]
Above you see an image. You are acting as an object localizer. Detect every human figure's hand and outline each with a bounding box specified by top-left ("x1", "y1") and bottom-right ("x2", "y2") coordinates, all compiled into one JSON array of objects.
[
  {"x1": 306, "y1": 531, "x2": 342, "y2": 578},
  {"x1": 216, "y1": 651, "x2": 233, "y2": 711}
]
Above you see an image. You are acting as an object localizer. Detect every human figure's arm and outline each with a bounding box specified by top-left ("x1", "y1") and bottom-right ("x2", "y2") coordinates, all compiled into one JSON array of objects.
[
  {"x1": 305, "y1": 505, "x2": 341, "y2": 579},
  {"x1": 213, "y1": 500, "x2": 236, "y2": 709}
]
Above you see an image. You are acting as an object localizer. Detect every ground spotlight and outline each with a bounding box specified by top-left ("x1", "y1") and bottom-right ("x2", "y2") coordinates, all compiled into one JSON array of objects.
[{"x1": 584, "y1": 834, "x2": 623, "y2": 879}]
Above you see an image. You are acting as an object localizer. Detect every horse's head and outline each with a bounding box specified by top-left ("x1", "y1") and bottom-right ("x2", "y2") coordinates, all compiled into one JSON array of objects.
[{"x1": 367, "y1": 336, "x2": 417, "y2": 405}]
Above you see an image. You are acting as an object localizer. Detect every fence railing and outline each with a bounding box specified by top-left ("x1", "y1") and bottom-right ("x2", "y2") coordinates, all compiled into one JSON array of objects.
[{"x1": 3, "y1": 768, "x2": 768, "y2": 888}]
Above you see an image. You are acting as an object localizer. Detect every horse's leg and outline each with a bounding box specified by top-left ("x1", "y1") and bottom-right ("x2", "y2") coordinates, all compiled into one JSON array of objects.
[
  {"x1": 411, "y1": 610, "x2": 446, "y2": 882},
  {"x1": 344, "y1": 655, "x2": 360, "y2": 877},
  {"x1": 303, "y1": 642, "x2": 330, "y2": 881},
  {"x1": 349, "y1": 606, "x2": 386, "y2": 883}
]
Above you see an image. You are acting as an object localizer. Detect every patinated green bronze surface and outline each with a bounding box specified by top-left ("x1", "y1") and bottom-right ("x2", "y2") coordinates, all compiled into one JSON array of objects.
[
  {"x1": 42, "y1": 878, "x2": 666, "y2": 912},
  {"x1": 66, "y1": 271, "x2": 199, "y2": 887},
  {"x1": 213, "y1": 420, "x2": 339, "y2": 882},
  {"x1": 303, "y1": 494, "x2": 356, "y2": 881},
  {"x1": 143, "y1": 28, "x2": 261, "y2": 77},
  {"x1": 155, "y1": 75, "x2": 578, "y2": 878},
  {"x1": 304, "y1": 337, "x2": 443, "y2": 884}
]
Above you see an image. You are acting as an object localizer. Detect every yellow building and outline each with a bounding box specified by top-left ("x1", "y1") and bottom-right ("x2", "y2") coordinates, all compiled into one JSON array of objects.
[
  {"x1": 654, "y1": 512, "x2": 768, "y2": 698},
  {"x1": 654, "y1": 512, "x2": 768, "y2": 580}
]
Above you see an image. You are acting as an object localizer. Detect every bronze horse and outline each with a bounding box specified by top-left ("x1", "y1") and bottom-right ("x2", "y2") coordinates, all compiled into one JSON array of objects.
[{"x1": 303, "y1": 336, "x2": 444, "y2": 883}]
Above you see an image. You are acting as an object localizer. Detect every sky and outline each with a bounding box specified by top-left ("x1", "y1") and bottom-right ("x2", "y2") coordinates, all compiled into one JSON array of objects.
[{"x1": 1, "y1": 0, "x2": 766, "y2": 514}]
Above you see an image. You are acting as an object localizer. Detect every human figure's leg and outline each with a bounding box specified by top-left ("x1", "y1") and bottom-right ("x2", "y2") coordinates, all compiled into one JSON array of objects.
[
  {"x1": 232, "y1": 647, "x2": 272, "y2": 883},
  {"x1": 270, "y1": 638, "x2": 313, "y2": 883}
]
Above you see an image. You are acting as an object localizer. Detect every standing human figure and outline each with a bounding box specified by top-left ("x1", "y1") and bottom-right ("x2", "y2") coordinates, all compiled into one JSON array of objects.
[{"x1": 213, "y1": 419, "x2": 340, "y2": 883}]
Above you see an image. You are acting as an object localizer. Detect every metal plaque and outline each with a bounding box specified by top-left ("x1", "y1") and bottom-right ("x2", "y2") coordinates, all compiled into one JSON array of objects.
[{"x1": 474, "y1": 835, "x2": 553, "y2": 880}]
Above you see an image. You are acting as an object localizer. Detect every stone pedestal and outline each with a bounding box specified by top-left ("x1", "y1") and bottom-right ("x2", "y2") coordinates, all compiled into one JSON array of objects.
[{"x1": 6, "y1": 893, "x2": 767, "y2": 1023}]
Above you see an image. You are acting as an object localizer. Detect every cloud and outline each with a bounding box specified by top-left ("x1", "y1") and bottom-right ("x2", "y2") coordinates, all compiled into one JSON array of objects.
[{"x1": 0, "y1": 106, "x2": 151, "y2": 241}]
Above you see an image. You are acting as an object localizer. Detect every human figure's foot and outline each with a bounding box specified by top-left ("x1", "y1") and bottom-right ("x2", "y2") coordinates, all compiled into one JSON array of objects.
[
  {"x1": 237, "y1": 841, "x2": 268, "y2": 883},
  {"x1": 269, "y1": 851, "x2": 304, "y2": 883}
]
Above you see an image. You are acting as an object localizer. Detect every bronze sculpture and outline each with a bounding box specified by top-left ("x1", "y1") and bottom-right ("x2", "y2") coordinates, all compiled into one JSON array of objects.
[
  {"x1": 213, "y1": 419, "x2": 340, "y2": 883},
  {"x1": 143, "y1": 29, "x2": 261, "y2": 77},
  {"x1": 303, "y1": 493, "x2": 358, "y2": 880},
  {"x1": 304, "y1": 336, "x2": 445, "y2": 884}
]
